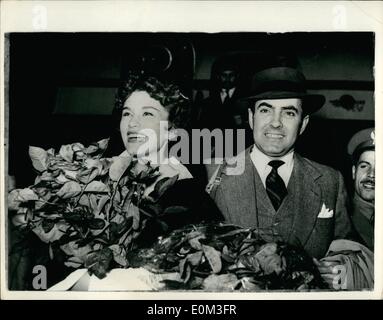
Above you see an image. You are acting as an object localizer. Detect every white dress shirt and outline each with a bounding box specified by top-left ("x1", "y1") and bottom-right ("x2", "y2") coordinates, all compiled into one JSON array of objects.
[
  {"x1": 249, "y1": 145, "x2": 294, "y2": 188},
  {"x1": 220, "y1": 87, "x2": 236, "y2": 103}
]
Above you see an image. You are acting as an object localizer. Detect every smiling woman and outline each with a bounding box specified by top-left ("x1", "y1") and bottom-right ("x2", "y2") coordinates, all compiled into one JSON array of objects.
[{"x1": 8, "y1": 74, "x2": 223, "y2": 291}]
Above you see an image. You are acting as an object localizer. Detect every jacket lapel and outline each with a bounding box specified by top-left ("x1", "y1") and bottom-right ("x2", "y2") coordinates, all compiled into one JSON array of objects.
[
  {"x1": 220, "y1": 149, "x2": 258, "y2": 227},
  {"x1": 289, "y1": 154, "x2": 323, "y2": 247}
]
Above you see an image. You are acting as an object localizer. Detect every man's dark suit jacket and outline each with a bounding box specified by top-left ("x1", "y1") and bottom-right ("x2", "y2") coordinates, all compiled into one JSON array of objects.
[
  {"x1": 199, "y1": 88, "x2": 246, "y2": 130},
  {"x1": 206, "y1": 148, "x2": 353, "y2": 259}
]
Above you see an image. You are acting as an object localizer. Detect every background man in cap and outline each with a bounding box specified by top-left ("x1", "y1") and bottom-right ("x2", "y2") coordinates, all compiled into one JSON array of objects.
[
  {"x1": 206, "y1": 66, "x2": 355, "y2": 288},
  {"x1": 347, "y1": 128, "x2": 375, "y2": 250}
]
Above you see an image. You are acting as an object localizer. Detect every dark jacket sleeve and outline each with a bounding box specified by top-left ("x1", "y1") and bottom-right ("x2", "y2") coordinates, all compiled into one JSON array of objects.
[{"x1": 334, "y1": 171, "x2": 354, "y2": 240}]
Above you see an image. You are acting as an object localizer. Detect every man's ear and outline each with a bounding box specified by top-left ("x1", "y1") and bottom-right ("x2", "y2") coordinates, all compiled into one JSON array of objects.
[
  {"x1": 248, "y1": 108, "x2": 254, "y2": 130},
  {"x1": 352, "y1": 165, "x2": 356, "y2": 180},
  {"x1": 299, "y1": 115, "x2": 310, "y2": 135}
]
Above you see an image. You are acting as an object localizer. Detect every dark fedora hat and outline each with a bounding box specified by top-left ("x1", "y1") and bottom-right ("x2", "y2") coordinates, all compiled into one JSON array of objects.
[{"x1": 242, "y1": 67, "x2": 325, "y2": 114}]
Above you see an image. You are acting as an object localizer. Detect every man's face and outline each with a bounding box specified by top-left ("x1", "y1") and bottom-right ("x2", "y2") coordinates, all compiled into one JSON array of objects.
[
  {"x1": 248, "y1": 98, "x2": 309, "y2": 158},
  {"x1": 218, "y1": 69, "x2": 237, "y2": 90},
  {"x1": 353, "y1": 150, "x2": 375, "y2": 202}
]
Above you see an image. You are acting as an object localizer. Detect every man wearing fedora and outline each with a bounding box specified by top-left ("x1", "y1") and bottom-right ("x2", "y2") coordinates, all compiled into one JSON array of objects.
[
  {"x1": 206, "y1": 66, "x2": 360, "y2": 289},
  {"x1": 347, "y1": 128, "x2": 375, "y2": 251}
]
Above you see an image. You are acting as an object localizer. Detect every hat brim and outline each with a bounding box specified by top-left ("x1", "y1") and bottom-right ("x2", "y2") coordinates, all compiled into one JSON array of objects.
[{"x1": 239, "y1": 91, "x2": 326, "y2": 114}]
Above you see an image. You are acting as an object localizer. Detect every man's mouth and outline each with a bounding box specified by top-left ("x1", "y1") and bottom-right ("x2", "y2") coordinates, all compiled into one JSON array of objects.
[
  {"x1": 361, "y1": 180, "x2": 375, "y2": 190},
  {"x1": 265, "y1": 132, "x2": 284, "y2": 139},
  {"x1": 127, "y1": 133, "x2": 147, "y2": 143}
]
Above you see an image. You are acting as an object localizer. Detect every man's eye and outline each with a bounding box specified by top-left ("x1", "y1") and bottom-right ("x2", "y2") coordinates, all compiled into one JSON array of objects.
[
  {"x1": 359, "y1": 164, "x2": 368, "y2": 169},
  {"x1": 259, "y1": 108, "x2": 269, "y2": 113},
  {"x1": 285, "y1": 111, "x2": 297, "y2": 117}
]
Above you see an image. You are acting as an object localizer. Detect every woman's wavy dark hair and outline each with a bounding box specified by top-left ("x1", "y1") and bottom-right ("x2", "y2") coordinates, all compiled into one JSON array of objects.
[{"x1": 114, "y1": 73, "x2": 191, "y2": 130}]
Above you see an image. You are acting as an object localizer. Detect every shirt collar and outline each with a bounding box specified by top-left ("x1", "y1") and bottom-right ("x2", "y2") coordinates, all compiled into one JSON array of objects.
[
  {"x1": 221, "y1": 87, "x2": 235, "y2": 97},
  {"x1": 250, "y1": 144, "x2": 294, "y2": 171}
]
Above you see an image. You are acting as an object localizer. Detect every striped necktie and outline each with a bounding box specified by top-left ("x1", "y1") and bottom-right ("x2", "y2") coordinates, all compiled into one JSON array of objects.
[{"x1": 266, "y1": 160, "x2": 287, "y2": 211}]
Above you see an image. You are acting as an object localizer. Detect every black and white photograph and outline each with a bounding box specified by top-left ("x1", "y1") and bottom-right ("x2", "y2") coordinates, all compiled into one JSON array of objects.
[{"x1": 0, "y1": 1, "x2": 382, "y2": 299}]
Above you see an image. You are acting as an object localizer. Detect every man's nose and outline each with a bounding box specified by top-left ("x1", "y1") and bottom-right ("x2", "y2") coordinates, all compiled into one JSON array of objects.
[
  {"x1": 367, "y1": 167, "x2": 375, "y2": 178},
  {"x1": 270, "y1": 112, "x2": 282, "y2": 128}
]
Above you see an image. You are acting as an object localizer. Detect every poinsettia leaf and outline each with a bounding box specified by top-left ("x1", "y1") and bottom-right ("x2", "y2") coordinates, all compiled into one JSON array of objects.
[
  {"x1": 60, "y1": 241, "x2": 92, "y2": 260},
  {"x1": 8, "y1": 189, "x2": 22, "y2": 211},
  {"x1": 55, "y1": 173, "x2": 71, "y2": 184},
  {"x1": 64, "y1": 257, "x2": 83, "y2": 268},
  {"x1": 94, "y1": 195, "x2": 109, "y2": 218},
  {"x1": 109, "y1": 244, "x2": 128, "y2": 267},
  {"x1": 85, "y1": 144, "x2": 99, "y2": 155},
  {"x1": 84, "y1": 181, "x2": 109, "y2": 193},
  {"x1": 29, "y1": 146, "x2": 48, "y2": 172},
  {"x1": 56, "y1": 181, "x2": 82, "y2": 199},
  {"x1": 78, "y1": 194, "x2": 90, "y2": 207},
  {"x1": 100, "y1": 158, "x2": 113, "y2": 175},
  {"x1": 179, "y1": 258, "x2": 189, "y2": 282},
  {"x1": 11, "y1": 213, "x2": 29, "y2": 227},
  {"x1": 32, "y1": 221, "x2": 69, "y2": 243},
  {"x1": 109, "y1": 156, "x2": 132, "y2": 181},
  {"x1": 71, "y1": 142, "x2": 85, "y2": 152},
  {"x1": 152, "y1": 175, "x2": 179, "y2": 199},
  {"x1": 89, "y1": 218, "x2": 106, "y2": 230},
  {"x1": 202, "y1": 245, "x2": 222, "y2": 274},
  {"x1": 110, "y1": 213, "x2": 124, "y2": 224},
  {"x1": 40, "y1": 171, "x2": 56, "y2": 182},
  {"x1": 63, "y1": 169, "x2": 79, "y2": 181},
  {"x1": 59, "y1": 144, "x2": 74, "y2": 162},
  {"x1": 77, "y1": 167, "x2": 100, "y2": 184},
  {"x1": 16, "y1": 188, "x2": 40, "y2": 202},
  {"x1": 187, "y1": 251, "x2": 203, "y2": 267},
  {"x1": 202, "y1": 274, "x2": 239, "y2": 291},
  {"x1": 84, "y1": 159, "x2": 103, "y2": 174},
  {"x1": 130, "y1": 204, "x2": 140, "y2": 231},
  {"x1": 188, "y1": 233, "x2": 206, "y2": 251},
  {"x1": 97, "y1": 138, "x2": 109, "y2": 152},
  {"x1": 42, "y1": 219, "x2": 56, "y2": 233},
  {"x1": 89, "y1": 194, "x2": 98, "y2": 211},
  {"x1": 163, "y1": 206, "x2": 189, "y2": 215},
  {"x1": 85, "y1": 248, "x2": 113, "y2": 279}
]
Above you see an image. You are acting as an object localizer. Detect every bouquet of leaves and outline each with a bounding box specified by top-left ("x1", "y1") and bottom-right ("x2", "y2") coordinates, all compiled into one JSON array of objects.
[
  {"x1": 127, "y1": 223, "x2": 328, "y2": 291},
  {"x1": 8, "y1": 139, "x2": 179, "y2": 279}
]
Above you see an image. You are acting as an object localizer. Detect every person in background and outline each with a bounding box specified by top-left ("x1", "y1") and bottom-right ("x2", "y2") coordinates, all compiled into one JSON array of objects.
[
  {"x1": 199, "y1": 60, "x2": 247, "y2": 132},
  {"x1": 347, "y1": 128, "x2": 375, "y2": 251},
  {"x1": 196, "y1": 60, "x2": 252, "y2": 162}
]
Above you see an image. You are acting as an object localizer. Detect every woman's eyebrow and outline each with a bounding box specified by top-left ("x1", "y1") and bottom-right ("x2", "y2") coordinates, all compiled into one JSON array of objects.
[{"x1": 142, "y1": 106, "x2": 161, "y2": 112}]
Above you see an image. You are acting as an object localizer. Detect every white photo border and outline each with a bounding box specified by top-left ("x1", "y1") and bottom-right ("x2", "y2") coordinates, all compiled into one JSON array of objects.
[{"x1": 1, "y1": 0, "x2": 382, "y2": 300}]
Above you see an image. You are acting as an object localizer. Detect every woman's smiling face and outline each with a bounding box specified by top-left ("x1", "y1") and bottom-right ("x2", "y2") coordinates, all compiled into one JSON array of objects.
[{"x1": 120, "y1": 90, "x2": 170, "y2": 157}]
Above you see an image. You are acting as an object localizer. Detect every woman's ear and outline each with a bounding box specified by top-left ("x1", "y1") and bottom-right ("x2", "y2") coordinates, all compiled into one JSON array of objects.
[{"x1": 168, "y1": 127, "x2": 178, "y2": 141}]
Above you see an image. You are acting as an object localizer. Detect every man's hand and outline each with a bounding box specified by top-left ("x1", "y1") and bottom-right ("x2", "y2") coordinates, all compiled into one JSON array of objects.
[{"x1": 313, "y1": 258, "x2": 347, "y2": 290}]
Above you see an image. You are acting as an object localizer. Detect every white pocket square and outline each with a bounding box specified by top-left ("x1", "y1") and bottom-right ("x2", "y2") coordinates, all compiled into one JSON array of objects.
[{"x1": 318, "y1": 203, "x2": 334, "y2": 218}]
